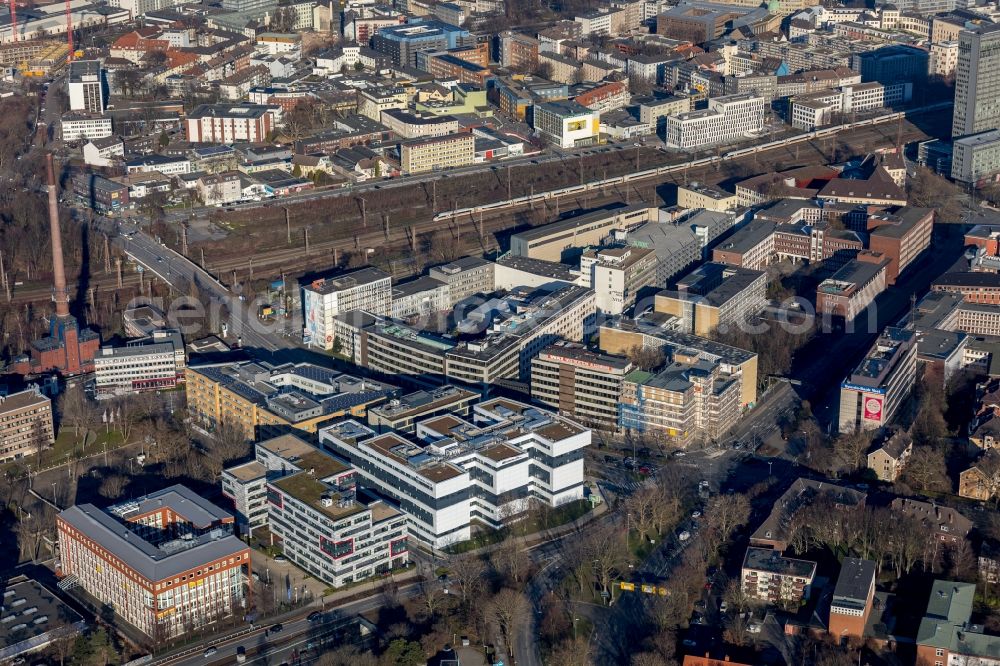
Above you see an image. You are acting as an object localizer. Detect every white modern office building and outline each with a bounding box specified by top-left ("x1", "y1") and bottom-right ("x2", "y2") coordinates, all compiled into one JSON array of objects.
[
  {"x1": 318, "y1": 398, "x2": 590, "y2": 549},
  {"x1": 93, "y1": 329, "x2": 185, "y2": 397},
  {"x1": 665, "y1": 93, "x2": 765, "y2": 149},
  {"x1": 221, "y1": 434, "x2": 409, "y2": 587},
  {"x1": 302, "y1": 267, "x2": 392, "y2": 350}
]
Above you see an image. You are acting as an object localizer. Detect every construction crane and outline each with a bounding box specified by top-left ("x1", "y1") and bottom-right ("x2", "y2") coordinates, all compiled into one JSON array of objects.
[
  {"x1": 8, "y1": 0, "x2": 16, "y2": 43},
  {"x1": 65, "y1": 0, "x2": 73, "y2": 63}
]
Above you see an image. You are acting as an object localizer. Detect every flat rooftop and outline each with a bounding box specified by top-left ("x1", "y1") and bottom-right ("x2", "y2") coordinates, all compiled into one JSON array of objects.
[
  {"x1": 743, "y1": 547, "x2": 816, "y2": 578},
  {"x1": 272, "y1": 474, "x2": 366, "y2": 521},
  {"x1": 0, "y1": 578, "x2": 84, "y2": 654}
]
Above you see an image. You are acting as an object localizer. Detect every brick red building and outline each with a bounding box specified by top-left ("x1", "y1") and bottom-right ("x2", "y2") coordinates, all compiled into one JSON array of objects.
[
  {"x1": 829, "y1": 558, "x2": 876, "y2": 643},
  {"x1": 867, "y1": 207, "x2": 934, "y2": 284},
  {"x1": 57, "y1": 486, "x2": 250, "y2": 640}
]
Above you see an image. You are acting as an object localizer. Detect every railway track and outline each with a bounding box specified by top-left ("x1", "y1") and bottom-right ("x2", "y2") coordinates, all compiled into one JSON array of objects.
[{"x1": 4, "y1": 109, "x2": 945, "y2": 306}]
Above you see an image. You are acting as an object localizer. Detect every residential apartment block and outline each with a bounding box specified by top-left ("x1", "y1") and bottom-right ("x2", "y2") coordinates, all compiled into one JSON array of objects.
[
  {"x1": 0, "y1": 388, "x2": 54, "y2": 463},
  {"x1": 400, "y1": 132, "x2": 475, "y2": 174},
  {"x1": 184, "y1": 104, "x2": 279, "y2": 144},
  {"x1": 56, "y1": 486, "x2": 250, "y2": 639},
  {"x1": 318, "y1": 397, "x2": 590, "y2": 548},
  {"x1": 741, "y1": 547, "x2": 817, "y2": 605},
  {"x1": 428, "y1": 256, "x2": 496, "y2": 305},
  {"x1": 866, "y1": 429, "x2": 913, "y2": 482},
  {"x1": 917, "y1": 580, "x2": 1000, "y2": 666}
]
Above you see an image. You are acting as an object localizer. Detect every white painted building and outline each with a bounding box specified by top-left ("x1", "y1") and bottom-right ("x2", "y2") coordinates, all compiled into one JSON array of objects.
[
  {"x1": 665, "y1": 94, "x2": 765, "y2": 150},
  {"x1": 533, "y1": 100, "x2": 601, "y2": 149},
  {"x1": 302, "y1": 267, "x2": 392, "y2": 350},
  {"x1": 93, "y1": 329, "x2": 185, "y2": 397},
  {"x1": 60, "y1": 113, "x2": 112, "y2": 142},
  {"x1": 318, "y1": 397, "x2": 590, "y2": 549}
]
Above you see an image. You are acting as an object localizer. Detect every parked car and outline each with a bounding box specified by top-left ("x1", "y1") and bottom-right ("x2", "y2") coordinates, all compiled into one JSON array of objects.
[
  {"x1": 678, "y1": 531, "x2": 691, "y2": 542},
  {"x1": 273, "y1": 555, "x2": 286, "y2": 563}
]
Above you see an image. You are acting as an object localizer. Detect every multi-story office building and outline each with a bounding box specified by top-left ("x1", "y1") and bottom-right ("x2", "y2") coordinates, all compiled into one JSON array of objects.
[
  {"x1": 676, "y1": 183, "x2": 737, "y2": 212},
  {"x1": 0, "y1": 388, "x2": 54, "y2": 463},
  {"x1": 866, "y1": 207, "x2": 934, "y2": 284},
  {"x1": 93, "y1": 329, "x2": 185, "y2": 397},
  {"x1": 600, "y1": 324, "x2": 759, "y2": 408},
  {"x1": 248, "y1": 436, "x2": 410, "y2": 587},
  {"x1": 530, "y1": 344, "x2": 633, "y2": 429},
  {"x1": 854, "y1": 45, "x2": 928, "y2": 84},
  {"x1": 932, "y1": 272, "x2": 1000, "y2": 304},
  {"x1": 390, "y1": 276, "x2": 450, "y2": 320},
  {"x1": 665, "y1": 94, "x2": 764, "y2": 150},
  {"x1": 185, "y1": 104, "x2": 279, "y2": 144},
  {"x1": 186, "y1": 360, "x2": 393, "y2": 440},
  {"x1": 302, "y1": 267, "x2": 392, "y2": 350},
  {"x1": 579, "y1": 246, "x2": 658, "y2": 315},
  {"x1": 815, "y1": 254, "x2": 891, "y2": 322},
  {"x1": 952, "y1": 129, "x2": 1000, "y2": 184},
  {"x1": 533, "y1": 101, "x2": 600, "y2": 149},
  {"x1": 60, "y1": 113, "x2": 112, "y2": 142},
  {"x1": 357, "y1": 87, "x2": 408, "y2": 122},
  {"x1": 372, "y1": 20, "x2": 473, "y2": 67},
  {"x1": 498, "y1": 31, "x2": 539, "y2": 71},
  {"x1": 789, "y1": 82, "x2": 912, "y2": 131},
  {"x1": 711, "y1": 220, "x2": 776, "y2": 271},
  {"x1": 399, "y1": 133, "x2": 475, "y2": 174},
  {"x1": 428, "y1": 256, "x2": 496, "y2": 305},
  {"x1": 67, "y1": 60, "x2": 104, "y2": 113},
  {"x1": 319, "y1": 397, "x2": 590, "y2": 548},
  {"x1": 741, "y1": 547, "x2": 817, "y2": 605},
  {"x1": 655, "y1": 263, "x2": 767, "y2": 337},
  {"x1": 222, "y1": 434, "x2": 356, "y2": 534},
  {"x1": 367, "y1": 385, "x2": 479, "y2": 434},
  {"x1": 336, "y1": 285, "x2": 597, "y2": 386},
  {"x1": 953, "y1": 24, "x2": 1000, "y2": 138},
  {"x1": 510, "y1": 204, "x2": 655, "y2": 262},
  {"x1": 839, "y1": 327, "x2": 917, "y2": 432},
  {"x1": 56, "y1": 486, "x2": 250, "y2": 639},
  {"x1": 619, "y1": 353, "x2": 742, "y2": 446}
]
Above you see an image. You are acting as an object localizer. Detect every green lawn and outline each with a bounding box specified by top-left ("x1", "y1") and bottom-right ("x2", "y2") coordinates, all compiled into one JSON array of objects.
[{"x1": 7, "y1": 429, "x2": 127, "y2": 472}]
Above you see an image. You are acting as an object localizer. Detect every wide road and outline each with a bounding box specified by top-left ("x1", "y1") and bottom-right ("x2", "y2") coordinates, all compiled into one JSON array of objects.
[
  {"x1": 95, "y1": 216, "x2": 294, "y2": 353},
  {"x1": 156, "y1": 586, "x2": 419, "y2": 666}
]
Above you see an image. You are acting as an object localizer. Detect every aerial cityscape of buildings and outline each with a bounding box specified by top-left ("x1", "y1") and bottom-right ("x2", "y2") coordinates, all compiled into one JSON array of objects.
[{"x1": 7, "y1": 0, "x2": 1000, "y2": 663}]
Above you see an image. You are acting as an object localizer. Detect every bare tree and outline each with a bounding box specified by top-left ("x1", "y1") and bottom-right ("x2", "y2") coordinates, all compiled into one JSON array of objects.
[
  {"x1": 447, "y1": 554, "x2": 487, "y2": 608},
  {"x1": 626, "y1": 344, "x2": 665, "y2": 371},
  {"x1": 577, "y1": 522, "x2": 631, "y2": 603},
  {"x1": 548, "y1": 637, "x2": 592, "y2": 666},
  {"x1": 315, "y1": 646, "x2": 377, "y2": 666},
  {"x1": 99, "y1": 473, "x2": 128, "y2": 500},
  {"x1": 490, "y1": 536, "x2": 531, "y2": 584},
  {"x1": 417, "y1": 579, "x2": 449, "y2": 620},
  {"x1": 833, "y1": 429, "x2": 874, "y2": 472},
  {"x1": 706, "y1": 493, "x2": 751, "y2": 540},
  {"x1": 213, "y1": 420, "x2": 251, "y2": 464},
  {"x1": 58, "y1": 384, "x2": 91, "y2": 443},
  {"x1": 489, "y1": 588, "x2": 528, "y2": 657}
]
